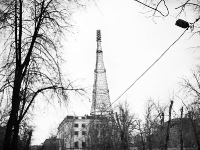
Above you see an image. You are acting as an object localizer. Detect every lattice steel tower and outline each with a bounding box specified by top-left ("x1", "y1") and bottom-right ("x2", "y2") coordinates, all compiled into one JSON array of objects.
[{"x1": 90, "y1": 30, "x2": 112, "y2": 116}]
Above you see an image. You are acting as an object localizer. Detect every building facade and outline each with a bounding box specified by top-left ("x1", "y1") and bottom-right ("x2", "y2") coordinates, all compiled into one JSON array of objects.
[{"x1": 58, "y1": 115, "x2": 94, "y2": 149}]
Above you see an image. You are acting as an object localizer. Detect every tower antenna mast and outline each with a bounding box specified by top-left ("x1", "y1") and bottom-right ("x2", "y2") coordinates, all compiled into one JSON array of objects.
[{"x1": 90, "y1": 30, "x2": 112, "y2": 116}]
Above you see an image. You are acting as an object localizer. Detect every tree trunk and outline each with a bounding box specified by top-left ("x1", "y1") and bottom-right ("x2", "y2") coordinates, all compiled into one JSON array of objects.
[
  {"x1": 3, "y1": 70, "x2": 22, "y2": 150},
  {"x1": 160, "y1": 112, "x2": 164, "y2": 150},
  {"x1": 3, "y1": 100, "x2": 20, "y2": 150},
  {"x1": 164, "y1": 101, "x2": 173, "y2": 150},
  {"x1": 3, "y1": 97, "x2": 21, "y2": 150},
  {"x1": 3, "y1": 117, "x2": 14, "y2": 150},
  {"x1": 3, "y1": 0, "x2": 22, "y2": 149},
  {"x1": 11, "y1": 119, "x2": 20, "y2": 150},
  {"x1": 180, "y1": 107, "x2": 183, "y2": 150}
]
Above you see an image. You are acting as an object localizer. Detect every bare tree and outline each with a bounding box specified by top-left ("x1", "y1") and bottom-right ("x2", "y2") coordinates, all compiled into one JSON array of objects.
[
  {"x1": 86, "y1": 101, "x2": 136, "y2": 150},
  {"x1": 115, "y1": 101, "x2": 136, "y2": 150},
  {"x1": 0, "y1": 0, "x2": 85, "y2": 150},
  {"x1": 134, "y1": 119, "x2": 146, "y2": 150},
  {"x1": 179, "y1": 68, "x2": 200, "y2": 150},
  {"x1": 87, "y1": 115, "x2": 118, "y2": 150},
  {"x1": 142, "y1": 99, "x2": 168, "y2": 150},
  {"x1": 18, "y1": 122, "x2": 33, "y2": 150},
  {"x1": 132, "y1": 99, "x2": 169, "y2": 150}
]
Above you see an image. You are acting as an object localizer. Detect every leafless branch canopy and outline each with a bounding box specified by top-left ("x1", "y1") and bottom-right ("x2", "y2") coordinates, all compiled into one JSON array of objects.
[
  {"x1": 0, "y1": 0, "x2": 85, "y2": 119},
  {"x1": 0, "y1": 1, "x2": 85, "y2": 149},
  {"x1": 135, "y1": 0, "x2": 200, "y2": 26}
]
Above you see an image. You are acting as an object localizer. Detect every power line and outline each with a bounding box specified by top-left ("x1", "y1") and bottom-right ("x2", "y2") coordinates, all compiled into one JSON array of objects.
[{"x1": 106, "y1": 27, "x2": 189, "y2": 111}]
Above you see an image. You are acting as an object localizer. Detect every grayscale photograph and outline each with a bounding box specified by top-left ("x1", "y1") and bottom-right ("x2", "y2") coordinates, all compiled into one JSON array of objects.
[{"x1": 0, "y1": 0, "x2": 200, "y2": 150}]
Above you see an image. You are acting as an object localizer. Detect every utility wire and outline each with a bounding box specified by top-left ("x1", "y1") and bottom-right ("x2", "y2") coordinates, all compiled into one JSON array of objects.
[{"x1": 106, "y1": 27, "x2": 189, "y2": 111}]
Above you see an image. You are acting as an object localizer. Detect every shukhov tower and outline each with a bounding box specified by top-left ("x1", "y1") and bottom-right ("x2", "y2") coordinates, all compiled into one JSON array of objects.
[{"x1": 90, "y1": 30, "x2": 112, "y2": 116}]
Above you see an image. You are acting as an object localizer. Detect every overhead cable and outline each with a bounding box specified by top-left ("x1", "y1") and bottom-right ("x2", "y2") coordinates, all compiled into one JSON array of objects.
[{"x1": 106, "y1": 27, "x2": 189, "y2": 111}]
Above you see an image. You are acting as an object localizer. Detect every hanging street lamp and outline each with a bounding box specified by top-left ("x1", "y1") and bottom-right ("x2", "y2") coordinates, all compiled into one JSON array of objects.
[{"x1": 175, "y1": 19, "x2": 190, "y2": 29}]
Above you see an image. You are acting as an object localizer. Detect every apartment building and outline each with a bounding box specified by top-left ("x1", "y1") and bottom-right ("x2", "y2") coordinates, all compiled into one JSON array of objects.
[{"x1": 57, "y1": 115, "x2": 95, "y2": 149}]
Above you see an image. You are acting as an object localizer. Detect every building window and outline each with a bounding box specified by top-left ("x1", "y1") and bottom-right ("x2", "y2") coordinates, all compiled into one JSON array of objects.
[
  {"x1": 75, "y1": 117, "x2": 78, "y2": 119},
  {"x1": 82, "y1": 117, "x2": 85, "y2": 119},
  {"x1": 66, "y1": 116, "x2": 73, "y2": 119},
  {"x1": 82, "y1": 142, "x2": 86, "y2": 148},
  {"x1": 74, "y1": 124, "x2": 78, "y2": 127},
  {"x1": 74, "y1": 131, "x2": 78, "y2": 136},
  {"x1": 82, "y1": 131, "x2": 86, "y2": 135},
  {"x1": 74, "y1": 141, "x2": 79, "y2": 148},
  {"x1": 82, "y1": 124, "x2": 86, "y2": 128}
]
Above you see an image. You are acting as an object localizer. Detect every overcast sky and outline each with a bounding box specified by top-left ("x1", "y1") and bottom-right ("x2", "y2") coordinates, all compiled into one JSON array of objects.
[{"x1": 32, "y1": 0, "x2": 200, "y2": 145}]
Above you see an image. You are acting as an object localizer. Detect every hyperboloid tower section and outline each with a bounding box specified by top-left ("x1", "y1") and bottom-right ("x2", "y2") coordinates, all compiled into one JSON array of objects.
[{"x1": 90, "y1": 30, "x2": 112, "y2": 116}]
